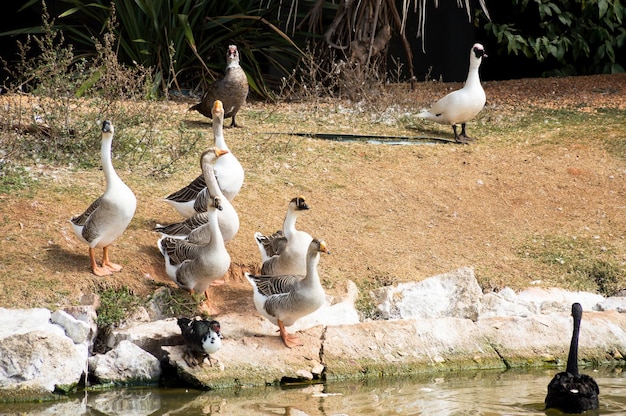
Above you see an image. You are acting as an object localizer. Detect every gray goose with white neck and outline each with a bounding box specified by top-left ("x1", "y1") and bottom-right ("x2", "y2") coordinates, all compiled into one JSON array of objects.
[
  {"x1": 254, "y1": 196, "x2": 312, "y2": 276},
  {"x1": 245, "y1": 238, "x2": 330, "y2": 348},
  {"x1": 70, "y1": 120, "x2": 136, "y2": 276},
  {"x1": 157, "y1": 148, "x2": 231, "y2": 312}
]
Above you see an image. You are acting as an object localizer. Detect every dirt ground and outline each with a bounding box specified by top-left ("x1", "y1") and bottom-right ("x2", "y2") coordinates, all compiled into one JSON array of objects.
[{"x1": 0, "y1": 73, "x2": 625, "y2": 317}]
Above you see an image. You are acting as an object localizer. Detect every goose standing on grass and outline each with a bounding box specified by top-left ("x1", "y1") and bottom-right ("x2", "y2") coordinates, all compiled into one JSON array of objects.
[
  {"x1": 545, "y1": 303, "x2": 600, "y2": 413},
  {"x1": 70, "y1": 120, "x2": 136, "y2": 276},
  {"x1": 245, "y1": 239, "x2": 330, "y2": 348},
  {"x1": 254, "y1": 196, "x2": 312, "y2": 275},
  {"x1": 190, "y1": 45, "x2": 249, "y2": 128},
  {"x1": 158, "y1": 148, "x2": 231, "y2": 313},
  {"x1": 165, "y1": 100, "x2": 244, "y2": 218},
  {"x1": 177, "y1": 317, "x2": 222, "y2": 367},
  {"x1": 416, "y1": 43, "x2": 487, "y2": 143}
]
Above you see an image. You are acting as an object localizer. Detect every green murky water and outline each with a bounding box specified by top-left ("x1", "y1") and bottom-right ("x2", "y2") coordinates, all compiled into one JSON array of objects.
[{"x1": 1, "y1": 367, "x2": 625, "y2": 415}]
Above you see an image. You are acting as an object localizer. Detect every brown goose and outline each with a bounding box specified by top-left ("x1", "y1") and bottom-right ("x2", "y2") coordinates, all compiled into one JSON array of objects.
[{"x1": 190, "y1": 45, "x2": 248, "y2": 128}]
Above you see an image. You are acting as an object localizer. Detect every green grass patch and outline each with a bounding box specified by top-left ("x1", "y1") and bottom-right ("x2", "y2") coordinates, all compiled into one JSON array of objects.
[
  {"x1": 96, "y1": 287, "x2": 142, "y2": 328},
  {"x1": 520, "y1": 234, "x2": 626, "y2": 296}
]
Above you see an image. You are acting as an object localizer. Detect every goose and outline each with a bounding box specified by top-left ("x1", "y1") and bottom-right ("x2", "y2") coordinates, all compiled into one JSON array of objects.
[
  {"x1": 245, "y1": 239, "x2": 330, "y2": 348},
  {"x1": 158, "y1": 148, "x2": 231, "y2": 312},
  {"x1": 164, "y1": 100, "x2": 244, "y2": 217},
  {"x1": 70, "y1": 120, "x2": 136, "y2": 276},
  {"x1": 177, "y1": 317, "x2": 222, "y2": 367},
  {"x1": 254, "y1": 196, "x2": 312, "y2": 276},
  {"x1": 154, "y1": 157, "x2": 240, "y2": 245},
  {"x1": 190, "y1": 45, "x2": 249, "y2": 128},
  {"x1": 545, "y1": 303, "x2": 600, "y2": 413},
  {"x1": 416, "y1": 43, "x2": 487, "y2": 143}
]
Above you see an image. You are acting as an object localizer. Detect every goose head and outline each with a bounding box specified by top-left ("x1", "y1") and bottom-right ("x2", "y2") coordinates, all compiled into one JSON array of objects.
[
  {"x1": 212, "y1": 99, "x2": 225, "y2": 127},
  {"x1": 226, "y1": 45, "x2": 240, "y2": 65},
  {"x1": 101, "y1": 120, "x2": 114, "y2": 135},
  {"x1": 290, "y1": 196, "x2": 310, "y2": 212},
  {"x1": 470, "y1": 43, "x2": 487, "y2": 68},
  {"x1": 200, "y1": 147, "x2": 229, "y2": 168},
  {"x1": 312, "y1": 239, "x2": 330, "y2": 255},
  {"x1": 210, "y1": 320, "x2": 223, "y2": 338}
]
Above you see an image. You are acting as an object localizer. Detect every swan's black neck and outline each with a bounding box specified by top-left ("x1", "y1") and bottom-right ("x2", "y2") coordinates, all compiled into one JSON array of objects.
[{"x1": 566, "y1": 303, "x2": 583, "y2": 375}]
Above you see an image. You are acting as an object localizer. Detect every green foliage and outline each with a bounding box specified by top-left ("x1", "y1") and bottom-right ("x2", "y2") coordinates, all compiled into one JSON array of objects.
[
  {"x1": 33, "y1": 0, "x2": 305, "y2": 98},
  {"x1": 149, "y1": 286, "x2": 207, "y2": 319},
  {"x1": 483, "y1": 0, "x2": 626, "y2": 75},
  {"x1": 0, "y1": 162, "x2": 36, "y2": 194},
  {"x1": 0, "y1": 4, "x2": 205, "y2": 175},
  {"x1": 96, "y1": 287, "x2": 141, "y2": 328}
]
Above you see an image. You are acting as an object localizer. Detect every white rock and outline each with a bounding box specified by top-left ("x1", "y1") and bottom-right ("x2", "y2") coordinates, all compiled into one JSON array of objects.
[
  {"x1": 51, "y1": 309, "x2": 91, "y2": 344},
  {"x1": 597, "y1": 297, "x2": 626, "y2": 312},
  {"x1": 89, "y1": 340, "x2": 161, "y2": 385},
  {"x1": 106, "y1": 318, "x2": 182, "y2": 359},
  {"x1": 372, "y1": 267, "x2": 482, "y2": 321}
]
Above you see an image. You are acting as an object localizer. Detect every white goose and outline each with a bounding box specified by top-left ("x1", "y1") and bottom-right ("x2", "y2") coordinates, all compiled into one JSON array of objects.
[
  {"x1": 245, "y1": 238, "x2": 330, "y2": 348},
  {"x1": 70, "y1": 120, "x2": 136, "y2": 276},
  {"x1": 416, "y1": 43, "x2": 487, "y2": 143},
  {"x1": 164, "y1": 99, "x2": 244, "y2": 217},
  {"x1": 254, "y1": 196, "x2": 312, "y2": 275},
  {"x1": 158, "y1": 148, "x2": 231, "y2": 312},
  {"x1": 154, "y1": 168, "x2": 240, "y2": 244}
]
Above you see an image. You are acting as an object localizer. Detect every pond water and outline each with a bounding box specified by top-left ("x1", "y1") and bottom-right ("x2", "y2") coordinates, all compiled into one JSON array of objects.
[{"x1": 1, "y1": 367, "x2": 625, "y2": 415}]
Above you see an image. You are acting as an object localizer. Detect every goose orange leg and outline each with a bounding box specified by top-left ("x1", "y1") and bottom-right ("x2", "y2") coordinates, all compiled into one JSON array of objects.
[
  {"x1": 89, "y1": 247, "x2": 112, "y2": 276},
  {"x1": 199, "y1": 290, "x2": 219, "y2": 315},
  {"x1": 101, "y1": 246, "x2": 123, "y2": 272},
  {"x1": 278, "y1": 319, "x2": 302, "y2": 348}
]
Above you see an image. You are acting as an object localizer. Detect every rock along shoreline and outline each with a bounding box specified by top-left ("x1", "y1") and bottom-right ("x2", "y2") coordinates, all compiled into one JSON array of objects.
[{"x1": 1, "y1": 267, "x2": 626, "y2": 402}]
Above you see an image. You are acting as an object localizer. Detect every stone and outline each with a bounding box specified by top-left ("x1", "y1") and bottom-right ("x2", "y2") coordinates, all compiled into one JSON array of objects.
[
  {"x1": 371, "y1": 267, "x2": 483, "y2": 321},
  {"x1": 89, "y1": 340, "x2": 161, "y2": 385},
  {"x1": 0, "y1": 331, "x2": 87, "y2": 393},
  {"x1": 106, "y1": 318, "x2": 183, "y2": 360},
  {"x1": 51, "y1": 309, "x2": 91, "y2": 344},
  {"x1": 597, "y1": 296, "x2": 626, "y2": 313},
  {"x1": 0, "y1": 308, "x2": 87, "y2": 395},
  {"x1": 479, "y1": 290, "x2": 535, "y2": 319}
]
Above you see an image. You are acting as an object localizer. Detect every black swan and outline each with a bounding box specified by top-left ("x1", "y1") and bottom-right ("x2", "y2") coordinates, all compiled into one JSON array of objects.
[{"x1": 545, "y1": 302, "x2": 599, "y2": 413}]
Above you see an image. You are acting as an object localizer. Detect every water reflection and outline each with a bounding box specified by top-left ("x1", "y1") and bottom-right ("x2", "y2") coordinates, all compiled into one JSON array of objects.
[{"x1": 1, "y1": 367, "x2": 624, "y2": 415}]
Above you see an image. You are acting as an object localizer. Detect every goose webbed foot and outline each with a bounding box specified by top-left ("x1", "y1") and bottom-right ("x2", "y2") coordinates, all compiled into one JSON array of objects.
[
  {"x1": 459, "y1": 124, "x2": 476, "y2": 142},
  {"x1": 101, "y1": 246, "x2": 123, "y2": 272},
  {"x1": 199, "y1": 291, "x2": 220, "y2": 315},
  {"x1": 278, "y1": 319, "x2": 302, "y2": 348},
  {"x1": 89, "y1": 248, "x2": 113, "y2": 276}
]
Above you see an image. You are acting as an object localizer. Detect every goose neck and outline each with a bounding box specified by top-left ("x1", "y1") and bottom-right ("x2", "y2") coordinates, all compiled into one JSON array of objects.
[
  {"x1": 303, "y1": 252, "x2": 320, "y2": 283},
  {"x1": 213, "y1": 123, "x2": 227, "y2": 150},
  {"x1": 464, "y1": 65, "x2": 481, "y2": 88},
  {"x1": 101, "y1": 133, "x2": 119, "y2": 186},
  {"x1": 283, "y1": 210, "x2": 298, "y2": 236}
]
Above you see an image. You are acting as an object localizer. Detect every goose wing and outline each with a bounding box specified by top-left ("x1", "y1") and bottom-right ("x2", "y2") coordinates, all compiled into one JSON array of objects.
[
  {"x1": 154, "y1": 212, "x2": 210, "y2": 237},
  {"x1": 158, "y1": 236, "x2": 200, "y2": 266},
  {"x1": 255, "y1": 230, "x2": 287, "y2": 258},
  {"x1": 248, "y1": 273, "x2": 302, "y2": 298},
  {"x1": 70, "y1": 196, "x2": 102, "y2": 227},
  {"x1": 165, "y1": 174, "x2": 206, "y2": 203}
]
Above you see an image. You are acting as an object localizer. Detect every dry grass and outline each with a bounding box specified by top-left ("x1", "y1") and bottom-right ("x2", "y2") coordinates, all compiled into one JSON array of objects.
[{"x1": 0, "y1": 74, "x2": 625, "y2": 316}]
